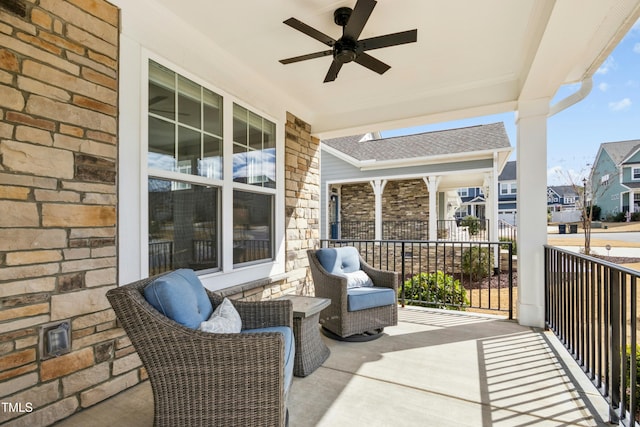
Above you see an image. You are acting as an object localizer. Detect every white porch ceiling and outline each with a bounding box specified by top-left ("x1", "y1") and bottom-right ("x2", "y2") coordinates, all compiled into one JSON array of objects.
[{"x1": 150, "y1": 0, "x2": 640, "y2": 138}]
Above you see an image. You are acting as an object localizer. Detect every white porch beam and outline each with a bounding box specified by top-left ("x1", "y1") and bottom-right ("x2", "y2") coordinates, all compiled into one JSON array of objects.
[
  {"x1": 424, "y1": 176, "x2": 441, "y2": 240},
  {"x1": 516, "y1": 99, "x2": 550, "y2": 328},
  {"x1": 370, "y1": 179, "x2": 387, "y2": 241}
]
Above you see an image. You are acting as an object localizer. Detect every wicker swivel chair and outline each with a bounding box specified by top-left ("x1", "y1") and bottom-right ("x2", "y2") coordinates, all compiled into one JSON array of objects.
[
  {"x1": 307, "y1": 247, "x2": 398, "y2": 341},
  {"x1": 107, "y1": 272, "x2": 293, "y2": 427}
]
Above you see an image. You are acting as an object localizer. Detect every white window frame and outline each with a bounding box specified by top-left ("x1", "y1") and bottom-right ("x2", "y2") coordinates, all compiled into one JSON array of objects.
[
  {"x1": 119, "y1": 49, "x2": 285, "y2": 290},
  {"x1": 458, "y1": 188, "x2": 468, "y2": 197},
  {"x1": 632, "y1": 167, "x2": 640, "y2": 181}
]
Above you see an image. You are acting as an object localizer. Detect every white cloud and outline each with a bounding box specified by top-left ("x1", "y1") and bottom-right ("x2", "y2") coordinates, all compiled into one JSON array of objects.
[
  {"x1": 598, "y1": 82, "x2": 609, "y2": 92},
  {"x1": 634, "y1": 43, "x2": 640, "y2": 54},
  {"x1": 596, "y1": 56, "x2": 616, "y2": 75},
  {"x1": 547, "y1": 166, "x2": 584, "y2": 186},
  {"x1": 608, "y1": 98, "x2": 632, "y2": 111}
]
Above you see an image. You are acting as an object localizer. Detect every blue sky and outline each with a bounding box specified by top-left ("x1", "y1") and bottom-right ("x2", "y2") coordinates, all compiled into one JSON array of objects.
[{"x1": 381, "y1": 19, "x2": 640, "y2": 186}]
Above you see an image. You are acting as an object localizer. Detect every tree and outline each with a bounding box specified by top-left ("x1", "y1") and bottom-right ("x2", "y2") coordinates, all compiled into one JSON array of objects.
[{"x1": 556, "y1": 167, "x2": 615, "y2": 255}]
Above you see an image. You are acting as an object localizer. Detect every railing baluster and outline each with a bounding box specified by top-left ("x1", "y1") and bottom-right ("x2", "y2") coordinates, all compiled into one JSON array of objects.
[
  {"x1": 543, "y1": 245, "x2": 640, "y2": 423},
  {"x1": 321, "y1": 238, "x2": 513, "y2": 314}
]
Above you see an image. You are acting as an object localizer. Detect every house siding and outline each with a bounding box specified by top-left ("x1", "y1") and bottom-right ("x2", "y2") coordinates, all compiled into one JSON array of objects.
[
  {"x1": 592, "y1": 149, "x2": 627, "y2": 216},
  {"x1": 626, "y1": 149, "x2": 640, "y2": 164},
  {"x1": 320, "y1": 150, "x2": 493, "y2": 238}
]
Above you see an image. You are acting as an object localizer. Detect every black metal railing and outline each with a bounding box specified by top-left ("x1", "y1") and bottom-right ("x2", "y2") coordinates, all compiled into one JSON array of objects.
[
  {"x1": 321, "y1": 239, "x2": 513, "y2": 318},
  {"x1": 331, "y1": 220, "x2": 430, "y2": 240},
  {"x1": 149, "y1": 240, "x2": 173, "y2": 276},
  {"x1": 497, "y1": 219, "x2": 517, "y2": 252},
  {"x1": 438, "y1": 218, "x2": 490, "y2": 240},
  {"x1": 545, "y1": 245, "x2": 640, "y2": 425}
]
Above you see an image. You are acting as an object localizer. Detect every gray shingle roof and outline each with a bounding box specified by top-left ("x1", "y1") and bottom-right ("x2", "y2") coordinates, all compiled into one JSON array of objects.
[
  {"x1": 498, "y1": 161, "x2": 516, "y2": 181},
  {"x1": 549, "y1": 185, "x2": 579, "y2": 197},
  {"x1": 601, "y1": 139, "x2": 640, "y2": 165},
  {"x1": 323, "y1": 122, "x2": 511, "y2": 162}
]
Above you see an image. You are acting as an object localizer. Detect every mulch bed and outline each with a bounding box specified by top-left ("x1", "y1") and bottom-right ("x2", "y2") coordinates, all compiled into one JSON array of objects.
[
  {"x1": 590, "y1": 255, "x2": 640, "y2": 265},
  {"x1": 459, "y1": 255, "x2": 640, "y2": 291},
  {"x1": 458, "y1": 272, "x2": 517, "y2": 290}
]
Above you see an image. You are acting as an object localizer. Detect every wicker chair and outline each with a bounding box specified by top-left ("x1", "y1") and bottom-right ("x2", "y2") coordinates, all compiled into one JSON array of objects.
[
  {"x1": 106, "y1": 273, "x2": 293, "y2": 427},
  {"x1": 307, "y1": 248, "x2": 398, "y2": 341}
]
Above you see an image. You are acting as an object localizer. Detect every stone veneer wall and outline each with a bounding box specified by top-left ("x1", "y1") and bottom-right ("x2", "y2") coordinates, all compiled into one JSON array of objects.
[
  {"x1": 336, "y1": 179, "x2": 430, "y2": 239},
  {"x1": 340, "y1": 182, "x2": 375, "y2": 222},
  {"x1": 0, "y1": 1, "x2": 122, "y2": 426},
  {"x1": 0, "y1": 2, "x2": 319, "y2": 425},
  {"x1": 382, "y1": 179, "x2": 429, "y2": 221},
  {"x1": 284, "y1": 112, "x2": 320, "y2": 295},
  {"x1": 339, "y1": 179, "x2": 430, "y2": 222}
]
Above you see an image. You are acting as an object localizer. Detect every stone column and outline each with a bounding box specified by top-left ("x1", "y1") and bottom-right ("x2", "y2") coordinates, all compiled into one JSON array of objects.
[{"x1": 516, "y1": 99, "x2": 550, "y2": 328}]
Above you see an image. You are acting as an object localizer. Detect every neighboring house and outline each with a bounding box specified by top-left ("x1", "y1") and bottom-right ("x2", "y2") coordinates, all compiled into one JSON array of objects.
[
  {"x1": 456, "y1": 186, "x2": 486, "y2": 220},
  {"x1": 458, "y1": 161, "x2": 582, "y2": 225},
  {"x1": 457, "y1": 160, "x2": 517, "y2": 224},
  {"x1": 590, "y1": 139, "x2": 640, "y2": 218},
  {"x1": 547, "y1": 185, "x2": 580, "y2": 212},
  {"x1": 321, "y1": 123, "x2": 513, "y2": 241}
]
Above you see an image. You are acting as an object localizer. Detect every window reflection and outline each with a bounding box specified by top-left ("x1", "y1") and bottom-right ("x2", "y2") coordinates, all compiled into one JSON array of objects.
[
  {"x1": 233, "y1": 191, "x2": 273, "y2": 264},
  {"x1": 232, "y1": 103, "x2": 276, "y2": 187},
  {"x1": 148, "y1": 60, "x2": 223, "y2": 180},
  {"x1": 148, "y1": 179, "x2": 219, "y2": 274}
]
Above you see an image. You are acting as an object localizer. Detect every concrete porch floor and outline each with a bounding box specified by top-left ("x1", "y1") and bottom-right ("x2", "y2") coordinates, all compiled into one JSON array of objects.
[{"x1": 53, "y1": 307, "x2": 610, "y2": 427}]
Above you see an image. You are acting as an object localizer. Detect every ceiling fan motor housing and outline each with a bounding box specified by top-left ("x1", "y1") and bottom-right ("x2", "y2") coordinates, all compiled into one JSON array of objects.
[{"x1": 334, "y1": 38, "x2": 357, "y2": 63}]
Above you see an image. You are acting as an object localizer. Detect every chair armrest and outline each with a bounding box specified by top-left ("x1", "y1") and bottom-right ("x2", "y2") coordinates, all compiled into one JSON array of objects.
[
  {"x1": 360, "y1": 257, "x2": 399, "y2": 292},
  {"x1": 234, "y1": 299, "x2": 293, "y2": 330}
]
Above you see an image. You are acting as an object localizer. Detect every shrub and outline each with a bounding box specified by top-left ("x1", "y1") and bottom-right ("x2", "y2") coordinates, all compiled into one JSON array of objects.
[
  {"x1": 587, "y1": 205, "x2": 601, "y2": 221},
  {"x1": 499, "y1": 237, "x2": 517, "y2": 255},
  {"x1": 625, "y1": 345, "x2": 640, "y2": 417},
  {"x1": 401, "y1": 271, "x2": 468, "y2": 310},
  {"x1": 461, "y1": 246, "x2": 495, "y2": 281},
  {"x1": 613, "y1": 212, "x2": 626, "y2": 222},
  {"x1": 632, "y1": 212, "x2": 640, "y2": 222},
  {"x1": 461, "y1": 215, "x2": 480, "y2": 235}
]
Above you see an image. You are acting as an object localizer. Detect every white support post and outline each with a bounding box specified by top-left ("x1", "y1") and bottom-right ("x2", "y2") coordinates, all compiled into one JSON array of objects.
[
  {"x1": 370, "y1": 179, "x2": 387, "y2": 241},
  {"x1": 516, "y1": 99, "x2": 550, "y2": 328},
  {"x1": 424, "y1": 176, "x2": 441, "y2": 240}
]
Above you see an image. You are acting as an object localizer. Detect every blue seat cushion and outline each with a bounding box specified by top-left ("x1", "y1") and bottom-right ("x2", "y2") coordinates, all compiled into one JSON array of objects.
[
  {"x1": 316, "y1": 247, "x2": 360, "y2": 275},
  {"x1": 241, "y1": 326, "x2": 295, "y2": 394},
  {"x1": 143, "y1": 269, "x2": 213, "y2": 329},
  {"x1": 347, "y1": 286, "x2": 396, "y2": 312}
]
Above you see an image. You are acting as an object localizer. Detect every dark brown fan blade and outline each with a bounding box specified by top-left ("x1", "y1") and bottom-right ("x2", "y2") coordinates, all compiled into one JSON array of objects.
[
  {"x1": 359, "y1": 29, "x2": 417, "y2": 51},
  {"x1": 354, "y1": 52, "x2": 390, "y2": 75},
  {"x1": 324, "y1": 60, "x2": 344, "y2": 82},
  {"x1": 283, "y1": 18, "x2": 335, "y2": 47},
  {"x1": 279, "y1": 50, "x2": 333, "y2": 64},
  {"x1": 343, "y1": 0, "x2": 376, "y2": 41}
]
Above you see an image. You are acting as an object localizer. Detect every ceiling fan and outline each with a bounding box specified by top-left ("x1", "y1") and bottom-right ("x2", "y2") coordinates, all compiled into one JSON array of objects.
[{"x1": 279, "y1": 0, "x2": 417, "y2": 83}]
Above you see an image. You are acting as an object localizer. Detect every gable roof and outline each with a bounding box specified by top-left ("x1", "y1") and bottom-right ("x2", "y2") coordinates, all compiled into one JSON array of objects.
[
  {"x1": 322, "y1": 122, "x2": 511, "y2": 162},
  {"x1": 600, "y1": 140, "x2": 640, "y2": 165},
  {"x1": 549, "y1": 185, "x2": 579, "y2": 197},
  {"x1": 498, "y1": 161, "x2": 517, "y2": 181}
]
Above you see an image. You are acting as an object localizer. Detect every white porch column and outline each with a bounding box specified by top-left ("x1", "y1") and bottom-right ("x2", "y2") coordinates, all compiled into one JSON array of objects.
[
  {"x1": 483, "y1": 168, "x2": 499, "y2": 269},
  {"x1": 516, "y1": 99, "x2": 549, "y2": 328},
  {"x1": 424, "y1": 176, "x2": 441, "y2": 240},
  {"x1": 370, "y1": 179, "x2": 387, "y2": 240}
]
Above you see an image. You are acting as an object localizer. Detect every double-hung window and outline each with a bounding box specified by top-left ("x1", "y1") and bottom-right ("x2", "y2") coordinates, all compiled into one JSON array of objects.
[
  {"x1": 147, "y1": 60, "x2": 223, "y2": 275},
  {"x1": 146, "y1": 60, "x2": 277, "y2": 276},
  {"x1": 633, "y1": 167, "x2": 640, "y2": 180},
  {"x1": 232, "y1": 104, "x2": 276, "y2": 265}
]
